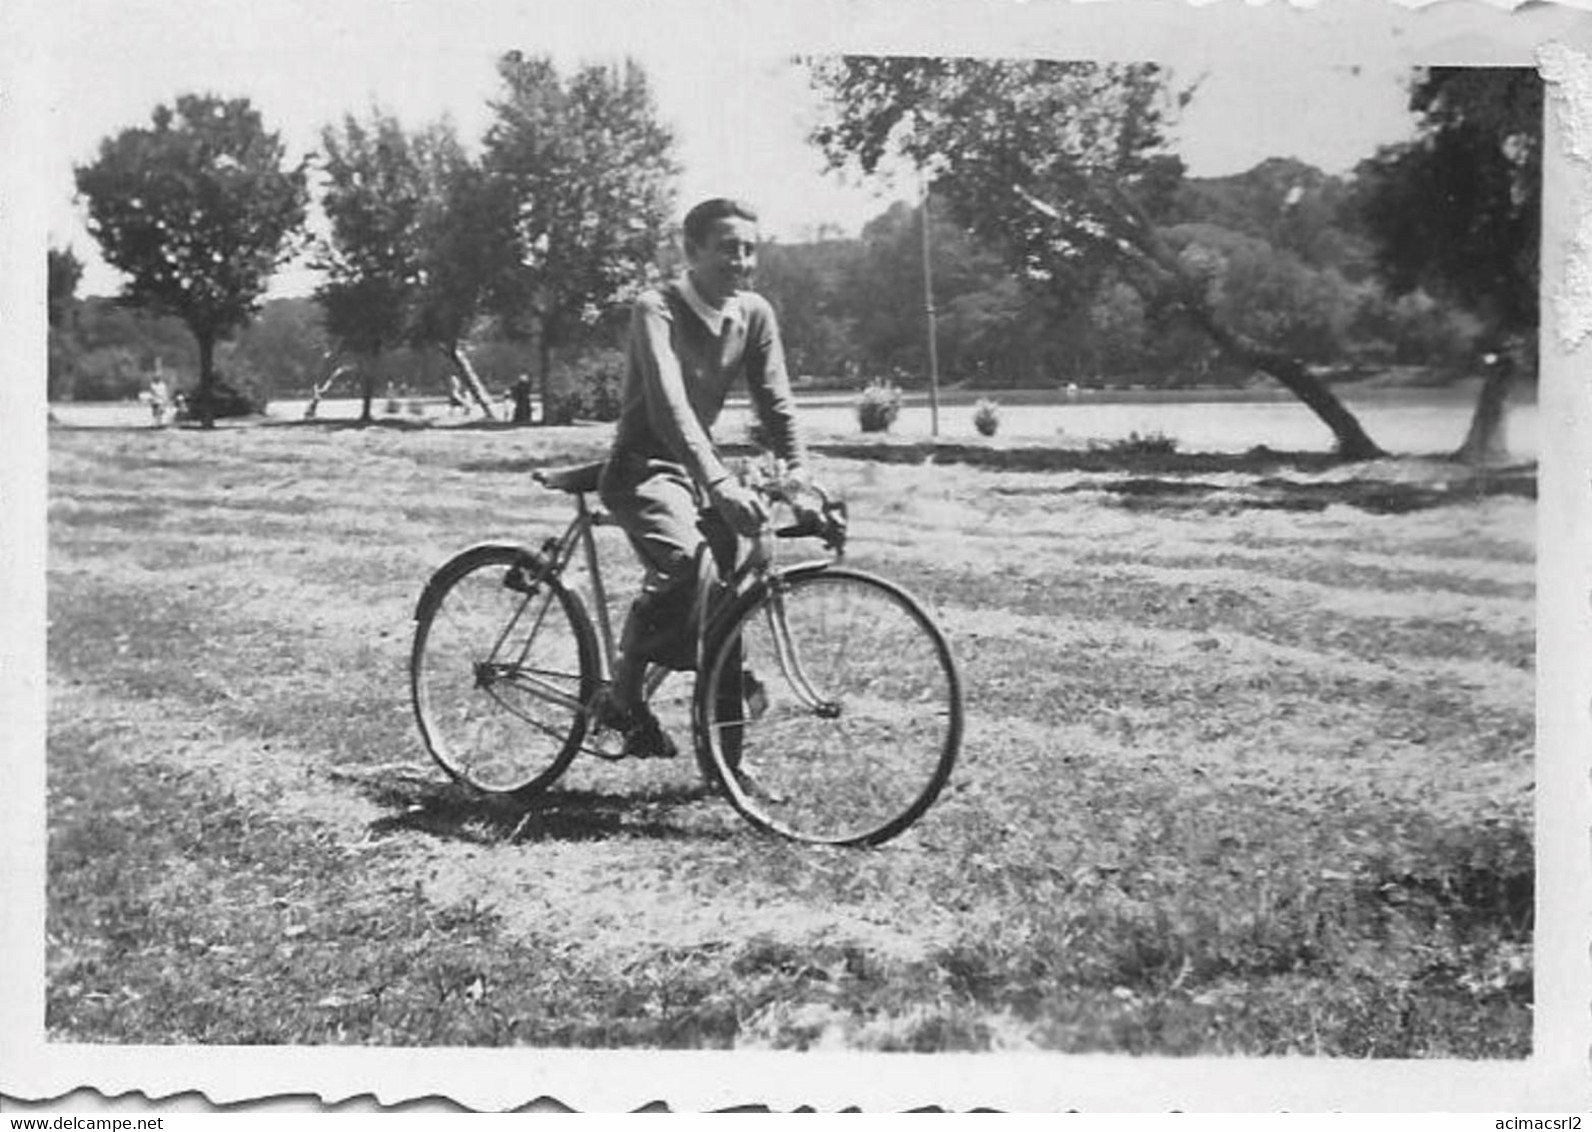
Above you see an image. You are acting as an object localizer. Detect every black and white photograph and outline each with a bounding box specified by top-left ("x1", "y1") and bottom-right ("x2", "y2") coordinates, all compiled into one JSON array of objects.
[{"x1": 3, "y1": 0, "x2": 1590, "y2": 1114}]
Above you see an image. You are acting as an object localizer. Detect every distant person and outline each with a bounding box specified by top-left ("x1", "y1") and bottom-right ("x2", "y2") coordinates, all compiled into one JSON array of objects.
[
  {"x1": 595, "y1": 197, "x2": 807, "y2": 758},
  {"x1": 510, "y1": 375, "x2": 534, "y2": 425},
  {"x1": 147, "y1": 376, "x2": 171, "y2": 427}
]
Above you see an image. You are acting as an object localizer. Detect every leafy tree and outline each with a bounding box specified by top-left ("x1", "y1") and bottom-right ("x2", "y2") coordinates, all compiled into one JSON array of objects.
[
  {"x1": 483, "y1": 53, "x2": 679, "y2": 421},
  {"x1": 754, "y1": 237, "x2": 865, "y2": 379},
  {"x1": 404, "y1": 122, "x2": 504, "y2": 417},
  {"x1": 48, "y1": 246, "x2": 83, "y2": 329},
  {"x1": 1171, "y1": 158, "x2": 1371, "y2": 278},
  {"x1": 808, "y1": 56, "x2": 1385, "y2": 458},
  {"x1": 47, "y1": 246, "x2": 86, "y2": 400},
  {"x1": 315, "y1": 108, "x2": 429, "y2": 422},
  {"x1": 75, "y1": 94, "x2": 309, "y2": 426},
  {"x1": 316, "y1": 110, "x2": 505, "y2": 421},
  {"x1": 1355, "y1": 67, "x2": 1541, "y2": 464},
  {"x1": 220, "y1": 297, "x2": 330, "y2": 397}
]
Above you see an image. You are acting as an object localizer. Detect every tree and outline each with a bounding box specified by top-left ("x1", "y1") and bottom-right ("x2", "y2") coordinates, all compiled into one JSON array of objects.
[
  {"x1": 808, "y1": 56, "x2": 1385, "y2": 458},
  {"x1": 220, "y1": 297, "x2": 330, "y2": 397},
  {"x1": 47, "y1": 247, "x2": 85, "y2": 401},
  {"x1": 75, "y1": 94, "x2": 309, "y2": 427},
  {"x1": 483, "y1": 53, "x2": 679, "y2": 422},
  {"x1": 315, "y1": 108, "x2": 429, "y2": 423},
  {"x1": 754, "y1": 237, "x2": 865, "y2": 378},
  {"x1": 1355, "y1": 67, "x2": 1541, "y2": 464},
  {"x1": 48, "y1": 246, "x2": 83, "y2": 329},
  {"x1": 404, "y1": 122, "x2": 505, "y2": 418}
]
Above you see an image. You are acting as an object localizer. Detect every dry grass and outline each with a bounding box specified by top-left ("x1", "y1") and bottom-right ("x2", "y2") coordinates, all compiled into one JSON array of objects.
[{"x1": 45, "y1": 417, "x2": 1533, "y2": 1054}]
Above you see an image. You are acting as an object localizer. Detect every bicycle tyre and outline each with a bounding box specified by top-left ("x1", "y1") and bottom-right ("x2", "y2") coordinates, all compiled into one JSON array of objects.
[
  {"x1": 411, "y1": 543, "x2": 598, "y2": 802},
  {"x1": 695, "y1": 565, "x2": 963, "y2": 846}
]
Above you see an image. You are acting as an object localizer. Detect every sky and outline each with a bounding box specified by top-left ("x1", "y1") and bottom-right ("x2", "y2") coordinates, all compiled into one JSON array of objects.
[{"x1": 28, "y1": 0, "x2": 1555, "y2": 298}]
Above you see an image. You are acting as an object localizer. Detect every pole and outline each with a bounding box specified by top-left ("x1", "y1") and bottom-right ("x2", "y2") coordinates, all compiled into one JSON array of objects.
[{"x1": 921, "y1": 179, "x2": 941, "y2": 438}]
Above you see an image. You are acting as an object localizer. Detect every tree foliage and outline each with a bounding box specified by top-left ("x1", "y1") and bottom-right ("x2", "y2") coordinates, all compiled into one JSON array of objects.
[
  {"x1": 315, "y1": 110, "x2": 503, "y2": 420},
  {"x1": 74, "y1": 93, "x2": 309, "y2": 425},
  {"x1": 807, "y1": 56, "x2": 1385, "y2": 458},
  {"x1": 49, "y1": 246, "x2": 84, "y2": 329},
  {"x1": 482, "y1": 52, "x2": 679, "y2": 417},
  {"x1": 1354, "y1": 66, "x2": 1541, "y2": 464},
  {"x1": 1356, "y1": 68, "x2": 1540, "y2": 337},
  {"x1": 315, "y1": 108, "x2": 431, "y2": 420}
]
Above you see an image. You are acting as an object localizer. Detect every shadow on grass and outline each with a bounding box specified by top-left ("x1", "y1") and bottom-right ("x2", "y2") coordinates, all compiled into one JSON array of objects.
[
  {"x1": 336, "y1": 767, "x2": 728, "y2": 845},
  {"x1": 823, "y1": 440, "x2": 1536, "y2": 515},
  {"x1": 459, "y1": 439, "x2": 1536, "y2": 516},
  {"x1": 1037, "y1": 470, "x2": 1537, "y2": 515}
]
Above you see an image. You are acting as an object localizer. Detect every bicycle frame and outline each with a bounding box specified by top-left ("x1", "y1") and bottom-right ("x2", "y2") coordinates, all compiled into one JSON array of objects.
[{"x1": 523, "y1": 480, "x2": 838, "y2": 696}]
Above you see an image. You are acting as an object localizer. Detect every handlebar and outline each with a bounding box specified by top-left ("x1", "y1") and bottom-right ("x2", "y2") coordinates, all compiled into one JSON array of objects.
[{"x1": 748, "y1": 475, "x2": 849, "y2": 555}]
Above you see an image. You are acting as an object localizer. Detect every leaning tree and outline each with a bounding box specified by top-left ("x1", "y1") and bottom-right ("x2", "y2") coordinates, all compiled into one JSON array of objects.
[
  {"x1": 1354, "y1": 67, "x2": 1541, "y2": 465},
  {"x1": 482, "y1": 52, "x2": 679, "y2": 422},
  {"x1": 807, "y1": 56, "x2": 1385, "y2": 459},
  {"x1": 75, "y1": 94, "x2": 309, "y2": 427}
]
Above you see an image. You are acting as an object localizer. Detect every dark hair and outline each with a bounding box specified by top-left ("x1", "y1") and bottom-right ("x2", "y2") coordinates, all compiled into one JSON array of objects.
[{"x1": 683, "y1": 198, "x2": 758, "y2": 249}]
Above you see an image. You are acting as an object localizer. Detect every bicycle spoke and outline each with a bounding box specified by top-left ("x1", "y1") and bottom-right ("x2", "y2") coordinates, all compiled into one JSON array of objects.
[
  {"x1": 701, "y1": 569, "x2": 962, "y2": 846},
  {"x1": 412, "y1": 546, "x2": 595, "y2": 800}
]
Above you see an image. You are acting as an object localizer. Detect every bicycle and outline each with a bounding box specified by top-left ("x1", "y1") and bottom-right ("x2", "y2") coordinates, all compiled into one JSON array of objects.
[{"x1": 409, "y1": 460, "x2": 963, "y2": 846}]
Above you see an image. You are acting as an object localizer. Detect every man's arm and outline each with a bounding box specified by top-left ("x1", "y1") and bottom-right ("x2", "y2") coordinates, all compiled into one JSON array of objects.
[{"x1": 743, "y1": 295, "x2": 807, "y2": 474}]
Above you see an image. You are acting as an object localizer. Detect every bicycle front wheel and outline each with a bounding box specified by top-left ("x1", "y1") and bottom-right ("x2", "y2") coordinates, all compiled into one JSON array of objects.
[
  {"x1": 411, "y1": 544, "x2": 597, "y2": 802},
  {"x1": 698, "y1": 567, "x2": 963, "y2": 846}
]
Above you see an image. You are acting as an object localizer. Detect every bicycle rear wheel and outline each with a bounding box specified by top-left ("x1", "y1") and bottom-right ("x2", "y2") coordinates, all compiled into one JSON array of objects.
[
  {"x1": 411, "y1": 544, "x2": 597, "y2": 802},
  {"x1": 697, "y1": 567, "x2": 963, "y2": 846}
]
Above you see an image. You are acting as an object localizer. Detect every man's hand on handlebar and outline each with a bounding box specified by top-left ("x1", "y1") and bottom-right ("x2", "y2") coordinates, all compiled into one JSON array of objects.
[{"x1": 708, "y1": 476, "x2": 768, "y2": 538}]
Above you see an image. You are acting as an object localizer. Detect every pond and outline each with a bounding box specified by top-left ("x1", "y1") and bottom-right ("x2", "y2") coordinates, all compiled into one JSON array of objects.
[
  {"x1": 51, "y1": 380, "x2": 1538, "y2": 461},
  {"x1": 735, "y1": 381, "x2": 1539, "y2": 459}
]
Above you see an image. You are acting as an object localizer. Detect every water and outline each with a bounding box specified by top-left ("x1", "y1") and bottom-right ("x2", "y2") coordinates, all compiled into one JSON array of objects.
[{"x1": 49, "y1": 384, "x2": 1538, "y2": 460}]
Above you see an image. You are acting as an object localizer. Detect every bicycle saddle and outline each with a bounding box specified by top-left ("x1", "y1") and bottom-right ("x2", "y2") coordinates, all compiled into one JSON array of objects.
[{"x1": 534, "y1": 461, "x2": 606, "y2": 494}]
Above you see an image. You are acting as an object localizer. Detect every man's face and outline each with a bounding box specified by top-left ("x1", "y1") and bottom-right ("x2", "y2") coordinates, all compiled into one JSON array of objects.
[{"x1": 686, "y1": 216, "x2": 758, "y2": 306}]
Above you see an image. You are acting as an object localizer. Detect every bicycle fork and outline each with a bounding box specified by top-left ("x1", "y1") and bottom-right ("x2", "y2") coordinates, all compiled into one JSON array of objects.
[{"x1": 759, "y1": 583, "x2": 841, "y2": 720}]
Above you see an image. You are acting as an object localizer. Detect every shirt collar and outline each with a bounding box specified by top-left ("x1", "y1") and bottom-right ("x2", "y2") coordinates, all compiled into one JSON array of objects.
[{"x1": 678, "y1": 273, "x2": 745, "y2": 336}]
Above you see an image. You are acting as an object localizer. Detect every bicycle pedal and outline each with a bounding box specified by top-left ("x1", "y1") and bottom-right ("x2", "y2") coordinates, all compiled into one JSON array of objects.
[{"x1": 502, "y1": 564, "x2": 540, "y2": 595}]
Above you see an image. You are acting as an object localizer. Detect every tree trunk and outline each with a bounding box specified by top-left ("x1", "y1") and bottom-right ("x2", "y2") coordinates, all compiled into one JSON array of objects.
[
  {"x1": 537, "y1": 331, "x2": 554, "y2": 426},
  {"x1": 439, "y1": 343, "x2": 499, "y2": 421},
  {"x1": 196, "y1": 331, "x2": 217, "y2": 429},
  {"x1": 358, "y1": 358, "x2": 376, "y2": 424},
  {"x1": 1094, "y1": 182, "x2": 1387, "y2": 461},
  {"x1": 1452, "y1": 360, "x2": 1513, "y2": 465},
  {"x1": 1180, "y1": 303, "x2": 1387, "y2": 460}
]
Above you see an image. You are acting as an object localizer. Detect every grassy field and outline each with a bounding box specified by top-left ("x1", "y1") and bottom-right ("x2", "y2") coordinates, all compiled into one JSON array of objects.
[{"x1": 43, "y1": 417, "x2": 1534, "y2": 1055}]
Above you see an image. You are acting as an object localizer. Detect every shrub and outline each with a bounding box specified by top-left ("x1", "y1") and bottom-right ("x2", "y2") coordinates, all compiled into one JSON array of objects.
[
  {"x1": 856, "y1": 378, "x2": 902, "y2": 434},
  {"x1": 175, "y1": 372, "x2": 267, "y2": 421},
  {"x1": 1092, "y1": 430, "x2": 1179, "y2": 456},
  {"x1": 547, "y1": 351, "x2": 625, "y2": 424},
  {"x1": 973, "y1": 398, "x2": 1000, "y2": 437}
]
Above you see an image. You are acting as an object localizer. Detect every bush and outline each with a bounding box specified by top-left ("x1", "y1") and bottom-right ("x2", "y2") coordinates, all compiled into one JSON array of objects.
[
  {"x1": 973, "y1": 398, "x2": 1000, "y2": 437},
  {"x1": 176, "y1": 372, "x2": 267, "y2": 421},
  {"x1": 856, "y1": 378, "x2": 902, "y2": 434},
  {"x1": 1092, "y1": 430, "x2": 1179, "y2": 456},
  {"x1": 547, "y1": 350, "x2": 625, "y2": 424}
]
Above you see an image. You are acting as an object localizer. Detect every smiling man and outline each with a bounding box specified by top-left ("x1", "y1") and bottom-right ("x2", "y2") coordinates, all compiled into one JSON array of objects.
[{"x1": 596, "y1": 197, "x2": 807, "y2": 758}]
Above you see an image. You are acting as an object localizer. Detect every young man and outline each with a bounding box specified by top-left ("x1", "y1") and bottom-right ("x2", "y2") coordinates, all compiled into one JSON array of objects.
[{"x1": 597, "y1": 198, "x2": 806, "y2": 758}]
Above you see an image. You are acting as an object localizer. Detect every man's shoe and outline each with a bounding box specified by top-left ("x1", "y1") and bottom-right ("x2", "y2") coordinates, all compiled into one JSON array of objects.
[
  {"x1": 593, "y1": 692, "x2": 677, "y2": 760},
  {"x1": 621, "y1": 706, "x2": 678, "y2": 760}
]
